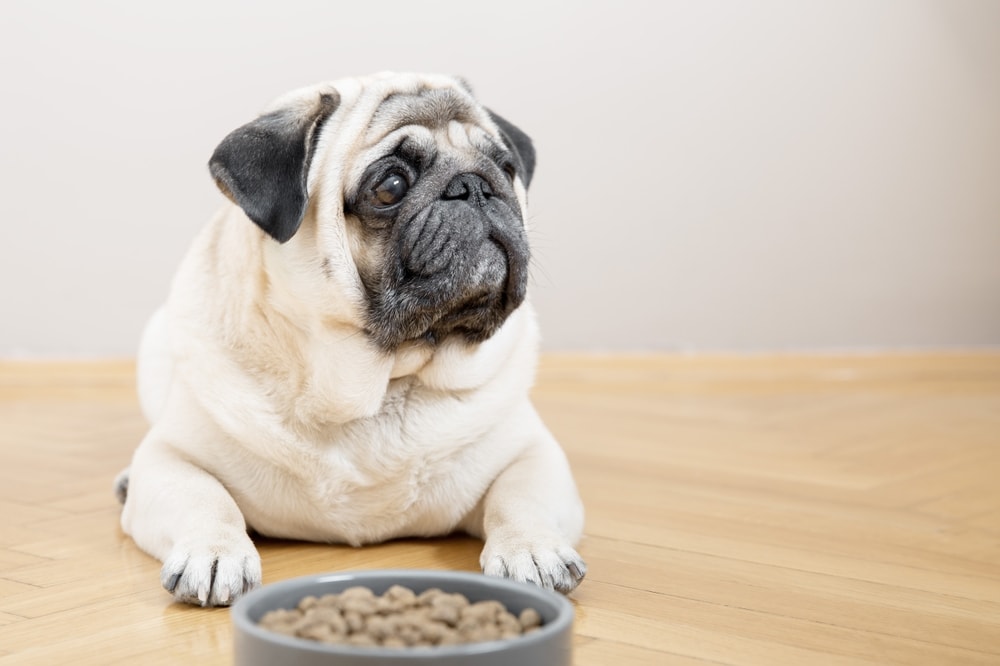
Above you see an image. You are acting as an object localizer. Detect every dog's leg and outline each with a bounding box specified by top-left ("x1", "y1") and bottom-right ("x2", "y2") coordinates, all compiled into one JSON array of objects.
[
  {"x1": 120, "y1": 435, "x2": 260, "y2": 606},
  {"x1": 466, "y1": 407, "x2": 587, "y2": 593}
]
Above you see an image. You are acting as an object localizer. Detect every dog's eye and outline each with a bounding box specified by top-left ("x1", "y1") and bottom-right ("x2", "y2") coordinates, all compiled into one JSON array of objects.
[
  {"x1": 373, "y1": 173, "x2": 409, "y2": 206},
  {"x1": 502, "y1": 162, "x2": 517, "y2": 183}
]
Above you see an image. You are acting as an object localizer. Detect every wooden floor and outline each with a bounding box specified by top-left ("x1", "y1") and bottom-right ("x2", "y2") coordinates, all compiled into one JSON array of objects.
[{"x1": 0, "y1": 354, "x2": 999, "y2": 664}]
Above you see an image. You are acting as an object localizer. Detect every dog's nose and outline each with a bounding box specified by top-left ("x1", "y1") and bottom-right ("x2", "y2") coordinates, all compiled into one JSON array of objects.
[{"x1": 441, "y1": 173, "x2": 493, "y2": 205}]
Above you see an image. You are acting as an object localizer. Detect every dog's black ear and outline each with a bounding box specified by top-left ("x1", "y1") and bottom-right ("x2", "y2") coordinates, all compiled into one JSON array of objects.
[
  {"x1": 487, "y1": 109, "x2": 536, "y2": 188},
  {"x1": 209, "y1": 92, "x2": 339, "y2": 243}
]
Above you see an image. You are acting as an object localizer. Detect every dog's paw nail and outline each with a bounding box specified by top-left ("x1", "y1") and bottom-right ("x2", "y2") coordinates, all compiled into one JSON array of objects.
[
  {"x1": 113, "y1": 468, "x2": 130, "y2": 505},
  {"x1": 164, "y1": 572, "x2": 182, "y2": 593}
]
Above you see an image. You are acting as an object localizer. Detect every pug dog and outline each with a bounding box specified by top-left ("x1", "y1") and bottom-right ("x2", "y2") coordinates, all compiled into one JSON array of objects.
[{"x1": 115, "y1": 72, "x2": 585, "y2": 606}]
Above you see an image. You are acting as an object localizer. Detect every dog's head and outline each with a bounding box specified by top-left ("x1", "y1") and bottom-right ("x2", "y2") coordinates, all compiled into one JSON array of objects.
[{"x1": 208, "y1": 73, "x2": 535, "y2": 351}]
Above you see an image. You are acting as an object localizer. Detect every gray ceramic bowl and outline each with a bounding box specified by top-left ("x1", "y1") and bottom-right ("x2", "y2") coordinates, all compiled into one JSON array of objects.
[{"x1": 231, "y1": 569, "x2": 574, "y2": 665}]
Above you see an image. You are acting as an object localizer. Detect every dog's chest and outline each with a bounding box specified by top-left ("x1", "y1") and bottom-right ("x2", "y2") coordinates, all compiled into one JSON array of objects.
[{"x1": 238, "y1": 380, "x2": 507, "y2": 544}]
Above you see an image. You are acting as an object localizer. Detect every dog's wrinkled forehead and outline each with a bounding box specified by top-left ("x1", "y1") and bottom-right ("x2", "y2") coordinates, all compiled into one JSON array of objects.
[
  {"x1": 358, "y1": 84, "x2": 501, "y2": 168},
  {"x1": 366, "y1": 87, "x2": 483, "y2": 139}
]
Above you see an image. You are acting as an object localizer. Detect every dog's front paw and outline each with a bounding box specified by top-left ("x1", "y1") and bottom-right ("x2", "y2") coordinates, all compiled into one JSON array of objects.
[
  {"x1": 160, "y1": 534, "x2": 261, "y2": 607},
  {"x1": 481, "y1": 531, "x2": 586, "y2": 594}
]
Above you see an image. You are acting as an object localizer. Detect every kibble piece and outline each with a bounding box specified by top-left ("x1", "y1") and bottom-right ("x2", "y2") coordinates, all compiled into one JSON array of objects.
[
  {"x1": 498, "y1": 610, "x2": 521, "y2": 634},
  {"x1": 297, "y1": 595, "x2": 319, "y2": 611},
  {"x1": 305, "y1": 606, "x2": 347, "y2": 635},
  {"x1": 462, "y1": 623, "x2": 502, "y2": 643},
  {"x1": 457, "y1": 614, "x2": 482, "y2": 633},
  {"x1": 344, "y1": 609, "x2": 365, "y2": 633},
  {"x1": 428, "y1": 605, "x2": 459, "y2": 626},
  {"x1": 519, "y1": 607, "x2": 542, "y2": 630},
  {"x1": 339, "y1": 586, "x2": 378, "y2": 615},
  {"x1": 375, "y1": 595, "x2": 398, "y2": 614},
  {"x1": 260, "y1": 608, "x2": 298, "y2": 624},
  {"x1": 461, "y1": 599, "x2": 504, "y2": 624},
  {"x1": 340, "y1": 586, "x2": 377, "y2": 600},
  {"x1": 398, "y1": 624, "x2": 423, "y2": 646},
  {"x1": 384, "y1": 584, "x2": 418, "y2": 607},
  {"x1": 420, "y1": 620, "x2": 447, "y2": 643},
  {"x1": 364, "y1": 614, "x2": 390, "y2": 640},
  {"x1": 261, "y1": 620, "x2": 299, "y2": 637},
  {"x1": 428, "y1": 596, "x2": 463, "y2": 626},
  {"x1": 399, "y1": 607, "x2": 431, "y2": 628},
  {"x1": 417, "y1": 587, "x2": 444, "y2": 604},
  {"x1": 299, "y1": 623, "x2": 340, "y2": 643}
]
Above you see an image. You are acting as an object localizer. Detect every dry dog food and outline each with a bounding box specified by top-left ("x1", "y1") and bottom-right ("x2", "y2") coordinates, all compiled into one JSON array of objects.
[{"x1": 258, "y1": 585, "x2": 543, "y2": 648}]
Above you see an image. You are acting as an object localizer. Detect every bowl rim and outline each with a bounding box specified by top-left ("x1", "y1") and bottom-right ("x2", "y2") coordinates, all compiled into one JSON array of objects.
[{"x1": 231, "y1": 569, "x2": 575, "y2": 657}]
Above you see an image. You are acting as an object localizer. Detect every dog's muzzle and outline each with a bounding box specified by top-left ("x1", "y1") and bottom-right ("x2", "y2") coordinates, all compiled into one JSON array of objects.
[{"x1": 369, "y1": 172, "x2": 529, "y2": 349}]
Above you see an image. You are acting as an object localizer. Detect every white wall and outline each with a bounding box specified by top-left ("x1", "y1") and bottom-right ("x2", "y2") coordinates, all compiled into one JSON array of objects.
[{"x1": 1, "y1": 0, "x2": 998, "y2": 356}]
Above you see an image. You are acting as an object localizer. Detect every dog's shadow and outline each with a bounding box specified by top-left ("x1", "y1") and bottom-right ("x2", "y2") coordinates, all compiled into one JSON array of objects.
[{"x1": 253, "y1": 533, "x2": 483, "y2": 581}]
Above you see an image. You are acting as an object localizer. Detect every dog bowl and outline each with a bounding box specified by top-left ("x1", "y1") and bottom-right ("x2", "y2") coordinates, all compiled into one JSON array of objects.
[{"x1": 231, "y1": 569, "x2": 574, "y2": 665}]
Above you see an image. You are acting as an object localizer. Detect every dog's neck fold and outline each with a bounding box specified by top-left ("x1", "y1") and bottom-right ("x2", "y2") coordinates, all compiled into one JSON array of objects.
[{"x1": 288, "y1": 305, "x2": 533, "y2": 426}]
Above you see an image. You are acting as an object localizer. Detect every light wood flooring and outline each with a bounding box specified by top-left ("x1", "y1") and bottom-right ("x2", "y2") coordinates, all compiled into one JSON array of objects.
[{"x1": 0, "y1": 354, "x2": 998, "y2": 664}]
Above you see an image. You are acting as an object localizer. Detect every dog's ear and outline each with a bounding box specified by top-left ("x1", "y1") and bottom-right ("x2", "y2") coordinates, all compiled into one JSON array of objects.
[
  {"x1": 487, "y1": 110, "x2": 536, "y2": 188},
  {"x1": 209, "y1": 92, "x2": 339, "y2": 244}
]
